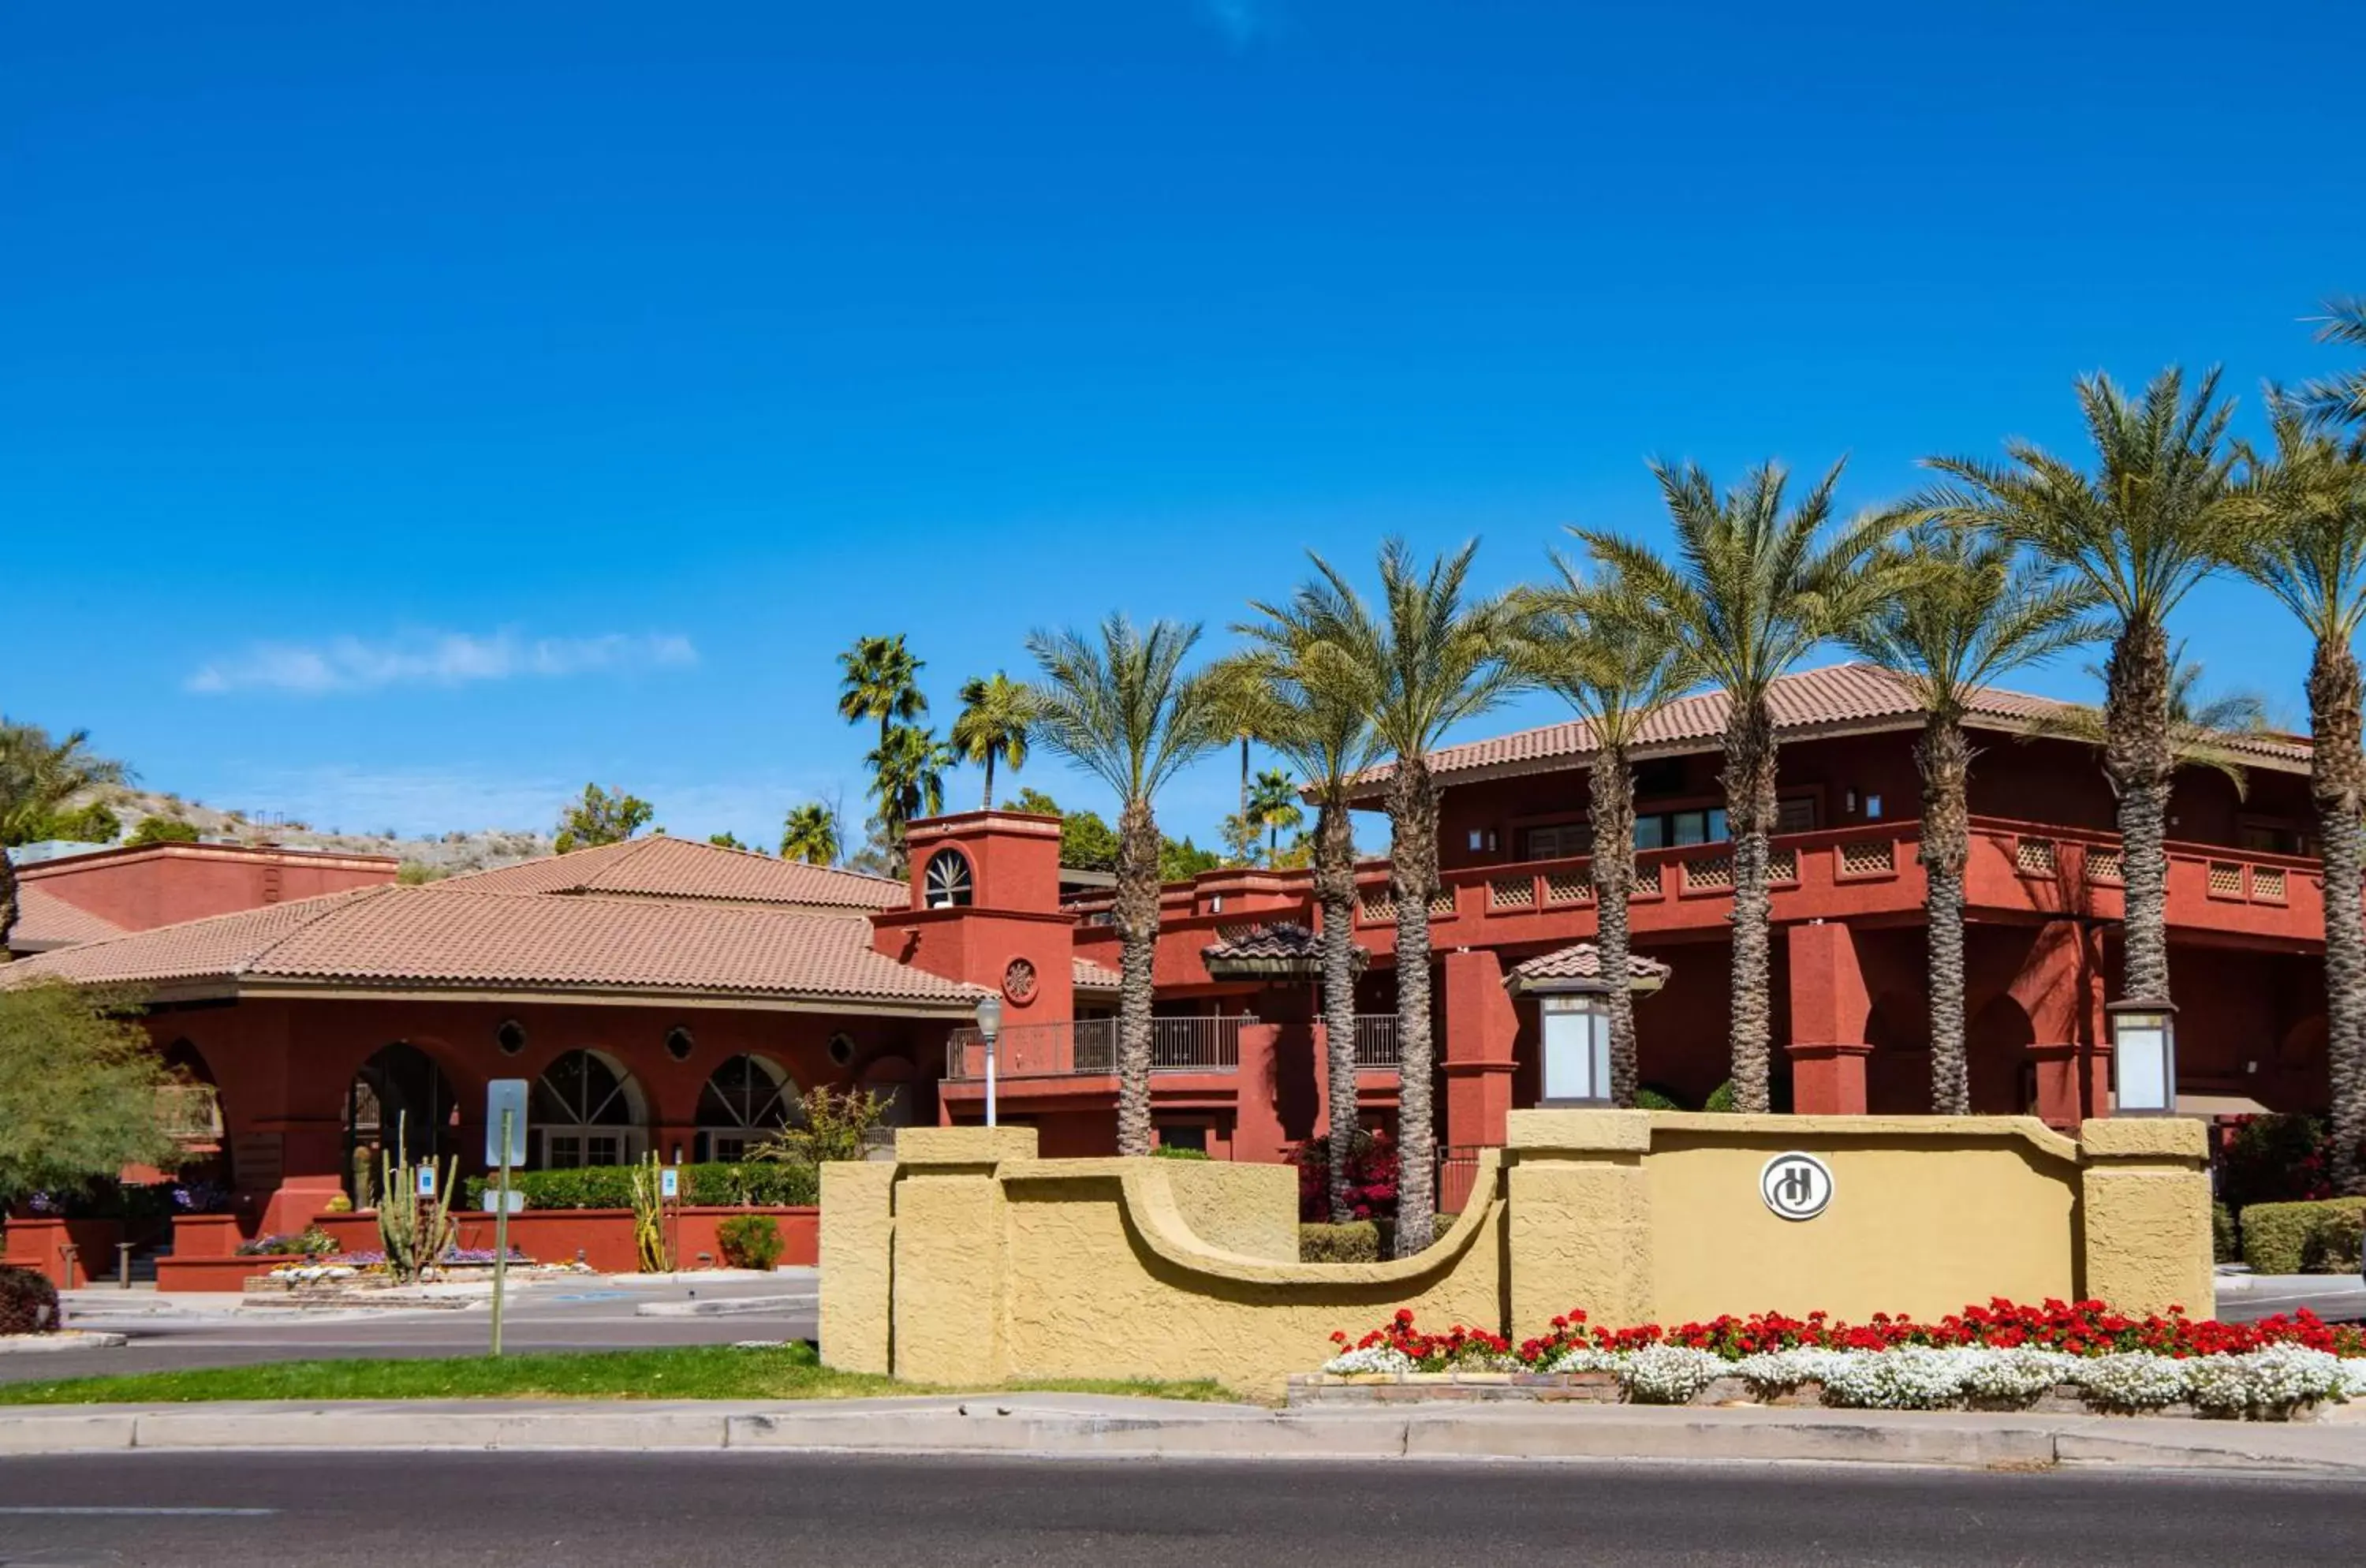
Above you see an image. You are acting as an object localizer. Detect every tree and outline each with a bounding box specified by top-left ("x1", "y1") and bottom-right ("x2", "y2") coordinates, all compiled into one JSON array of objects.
[
  {"x1": 1159, "y1": 835, "x2": 1222, "y2": 881},
  {"x1": 1219, "y1": 629, "x2": 1381, "y2": 1223},
  {"x1": 125, "y1": 816, "x2": 200, "y2": 847},
  {"x1": 1845, "y1": 523, "x2": 2100, "y2": 1113},
  {"x1": 779, "y1": 803, "x2": 842, "y2": 865},
  {"x1": 2301, "y1": 297, "x2": 2366, "y2": 431},
  {"x1": 1510, "y1": 561, "x2": 1698, "y2": 1109},
  {"x1": 952, "y1": 672, "x2": 1035, "y2": 809},
  {"x1": 2231, "y1": 398, "x2": 2366, "y2": 1191},
  {"x1": 0, "y1": 980, "x2": 185, "y2": 1204},
  {"x1": 1915, "y1": 367, "x2": 2245, "y2": 1010},
  {"x1": 42, "y1": 801, "x2": 120, "y2": 844},
  {"x1": 836, "y1": 634, "x2": 927, "y2": 751},
  {"x1": 2024, "y1": 648, "x2": 2271, "y2": 796},
  {"x1": 1248, "y1": 768, "x2": 1304, "y2": 865},
  {"x1": 1252, "y1": 541, "x2": 1517, "y2": 1256},
  {"x1": 554, "y1": 784, "x2": 655, "y2": 853},
  {"x1": 0, "y1": 722, "x2": 129, "y2": 956},
  {"x1": 707, "y1": 831, "x2": 749, "y2": 851},
  {"x1": 1577, "y1": 459, "x2": 1898, "y2": 1114},
  {"x1": 864, "y1": 726, "x2": 953, "y2": 878},
  {"x1": 1025, "y1": 615, "x2": 1219, "y2": 1156},
  {"x1": 1204, "y1": 657, "x2": 1286, "y2": 828}
]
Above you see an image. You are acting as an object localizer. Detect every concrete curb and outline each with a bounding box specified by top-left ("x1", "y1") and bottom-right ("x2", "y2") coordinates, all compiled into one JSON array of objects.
[
  {"x1": 0, "y1": 1331, "x2": 128, "y2": 1355},
  {"x1": 2, "y1": 1397, "x2": 2365, "y2": 1473},
  {"x1": 633, "y1": 1294, "x2": 818, "y2": 1319}
]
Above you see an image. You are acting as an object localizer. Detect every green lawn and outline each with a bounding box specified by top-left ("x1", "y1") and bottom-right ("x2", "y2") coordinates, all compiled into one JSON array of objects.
[{"x1": 0, "y1": 1342, "x2": 1241, "y2": 1406}]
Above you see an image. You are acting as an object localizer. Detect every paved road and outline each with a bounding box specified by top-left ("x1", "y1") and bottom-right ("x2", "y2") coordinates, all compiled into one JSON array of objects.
[
  {"x1": 0, "y1": 1451, "x2": 2358, "y2": 1566},
  {"x1": 4, "y1": 1275, "x2": 815, "y2": 1384},
  {"x1": 2219, "y1": 1278, "x2": 2366, "y2": 1326}
]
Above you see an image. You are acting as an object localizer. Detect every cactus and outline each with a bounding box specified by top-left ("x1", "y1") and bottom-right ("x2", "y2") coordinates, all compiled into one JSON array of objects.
[
  {"x1": 629, "y1": 1152, "x2": 672, "y2": 1273},
  {"x1": 375, "y1": 1116, "x2": 457, "y2": 1286}
]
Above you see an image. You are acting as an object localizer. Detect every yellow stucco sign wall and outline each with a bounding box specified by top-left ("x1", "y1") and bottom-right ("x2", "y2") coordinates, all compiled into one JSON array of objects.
[{"x1": 822, "y1": 1109, "x2": 2213, "y2": 1394}]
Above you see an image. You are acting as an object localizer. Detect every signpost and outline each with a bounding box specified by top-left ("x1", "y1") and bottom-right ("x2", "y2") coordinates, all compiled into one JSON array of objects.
[{"x1": 485, "y1": 1079, "x2": 528, "y2": 1357}]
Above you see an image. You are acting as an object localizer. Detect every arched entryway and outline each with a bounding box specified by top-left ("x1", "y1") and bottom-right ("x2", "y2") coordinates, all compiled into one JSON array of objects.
[
  {"x1": 345, "y1": 1043, "x2": 459, "y2": 1204},
  {"x1": 531, "y1": 1049, "x2": 647, "y2": 1168},
  {"x1": 696, "y1": 1055, "x2": 800, "y2": 1162},
  {"x1": 861, "y1": 1055, "x2": 921, "y2": 1128}
]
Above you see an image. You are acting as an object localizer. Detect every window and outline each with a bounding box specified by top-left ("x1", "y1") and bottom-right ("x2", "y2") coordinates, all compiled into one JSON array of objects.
[
  {"x1": 1629, "y1": 807, "x2": 1728, "y2": 852},
  {"x1": 1524, "y1": 823, "x2": 1586, "y2": 861},
  {"x1": 696, "y1": 1055, "x2": 800, "y2": 1163},
  {"x1": 531, "y1": 1051, "x2": 644, "y2": 1169},
  {"x1": 1775, "y1": 797, "x2": 1817, "y2": 834},
  {"x1": 923, "y1": 849, "x2": 974, "y2": 909},
  {"x1": 1157, "y1": 1123, "x2": 1210, "y2": 1153}
]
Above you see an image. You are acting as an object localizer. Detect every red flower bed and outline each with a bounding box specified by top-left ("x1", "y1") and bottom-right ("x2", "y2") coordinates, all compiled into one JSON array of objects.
[{"x1": 1330, "y1": 1297, "x2": 2366, "y2": 1372}]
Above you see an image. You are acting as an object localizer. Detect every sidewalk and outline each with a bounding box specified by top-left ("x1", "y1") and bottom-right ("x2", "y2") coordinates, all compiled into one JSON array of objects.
[{"x1": 3, "y1": 1394, "x2": 2363, "y2": 1473}]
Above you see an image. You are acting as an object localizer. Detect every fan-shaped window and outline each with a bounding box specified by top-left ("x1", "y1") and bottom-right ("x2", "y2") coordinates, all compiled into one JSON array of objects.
[
  {"x1": 696, "y1": 1055, "x2": 802, "y2": 1163},
  {"x1": 532, "y1": 1050, "x2": 646, "y2": 1169},
  {"x1": 923, "y1": 849, "x2": 974, "y2": 909}
]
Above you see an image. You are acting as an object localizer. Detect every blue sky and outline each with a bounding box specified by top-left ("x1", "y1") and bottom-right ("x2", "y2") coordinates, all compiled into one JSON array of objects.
[{"x1": 6, "y1": 2, "x2": 2363, "y2": 849}]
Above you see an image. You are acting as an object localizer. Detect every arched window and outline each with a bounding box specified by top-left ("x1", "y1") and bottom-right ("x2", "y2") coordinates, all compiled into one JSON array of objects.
[
  {"x1": 696, "y1": 1055, "x2": 800, "y2": 1163},
  {"x1": 345, "y1": 1043, "x2": 458, "y2": 1203},
  {"x1": 922, "y1": 849, "x2": 974, "y2": 909},
  {"x1": 532, "y1": 1050, "x2": 646, "y2": 1169}
]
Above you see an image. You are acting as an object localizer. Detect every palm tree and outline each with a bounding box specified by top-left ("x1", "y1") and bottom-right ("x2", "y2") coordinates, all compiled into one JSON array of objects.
[
  {"x1": 865, "y1": 726, "x2": 953, "y2": 878},
  {"x1": 1025, "y1": 615, "x2": 1220, "y2": 1155},
  {"x1": 1247, "y1": 768, "x2": 1304, "y2": 864},
  {"x1": 1214, "y1": 643, "x2": 1379, "y2": 1223},
  {"x1": 1203, "y1": 658, "x2": 1286, "y2": 827},
  {"x1": 2024, "y1": 648, "x2": 2271, "y2": 796},
  {"x1": 1915, "y1": 368, "x2": 2245, "y2": 1010},
  {"x1": 2301, "y1": 297, "x2": 2366, "y2": 431},
  {"x1": 779, "y1": 802, "x2": 842, "y2": 866},
  {"x1": 952, "y1": 672, "x2": 1035, "y2": 808},
  {"x1": 1577, "y1": 461, "x2": 1898, "y2": 1114},
  {"x1": 1253, "y1": 541, "x2": 1517, "y2": 1256},
  {"x1": 0, "y1": 721, "x2": 130, "y2": 956},
  {"x1": 2232, "y1": 397, "x2": 2366, "y2": 1192},
  {"x1": 837, "y1": 634, "x2": 927, "y2": 752},
  {"x1": 1510, "y1": 562, "x2": 1697, "y2": 1108},
  {"x1": 1846, "y1": 524, "x2": 2101, "y2": 1113}
]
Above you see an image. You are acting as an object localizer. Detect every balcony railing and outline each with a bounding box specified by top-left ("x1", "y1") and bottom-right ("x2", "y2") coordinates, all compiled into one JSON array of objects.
[
  {"x1": 944, "y1": 1016, "x2": 1245, "y2": 1081},
  {"x1": 1352, "y1": 1014, "x2": 1399, "y2": 1068}
]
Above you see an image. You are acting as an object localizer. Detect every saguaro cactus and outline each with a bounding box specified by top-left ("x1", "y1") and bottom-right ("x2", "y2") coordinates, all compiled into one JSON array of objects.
[{"x1": 375, "y1": 1120, "x2": 457, "y2": 1286}]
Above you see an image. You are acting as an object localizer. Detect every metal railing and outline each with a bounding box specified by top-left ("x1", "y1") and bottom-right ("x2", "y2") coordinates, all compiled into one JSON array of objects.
[
  {"x1": 1436, "y1": 1145, "x2": 1486, "y2": 1217},
  {"x1": 1352, "y1": 1014, "x2": 1399, "y2": 1068},
  {"x1": 945, "y1": 1016, "x2": 1245, "y2": 1080}
]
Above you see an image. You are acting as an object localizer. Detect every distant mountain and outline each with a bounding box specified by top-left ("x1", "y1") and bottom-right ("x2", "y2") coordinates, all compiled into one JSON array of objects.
[{"x1": 84, "y1": 789, "x2": 554, "y2": 880}]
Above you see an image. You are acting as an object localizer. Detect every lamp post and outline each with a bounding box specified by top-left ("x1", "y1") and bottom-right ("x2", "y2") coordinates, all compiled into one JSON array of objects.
[
  {"x1": 974, "y1": 995, "x2": 1004, "y2": 1129},
  {"x1": 1536, "y1": 989, "x2": 1614, "y2": 1107},
  {"x1": 2106, "y1": 998, "x2": 2178, "y2": 1115}
]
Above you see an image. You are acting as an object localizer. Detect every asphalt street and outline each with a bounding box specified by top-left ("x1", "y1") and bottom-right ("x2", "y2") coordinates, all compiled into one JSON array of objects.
[
  {"x1": 3, "y1": 1275, "x2": 816, "y2": 1384},
  {"x1": 0, "y1": 1451, "x2": 2360, "y2": 1566}
]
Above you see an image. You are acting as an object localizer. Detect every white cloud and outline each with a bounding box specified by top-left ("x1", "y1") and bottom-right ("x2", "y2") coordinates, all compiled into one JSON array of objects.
[
  {"x1": 1199, "y1": 0, "x2": 1278, "y2": 47},
  {"x1": 187, "y1": 630, "x2": 697, "y2": 696}
]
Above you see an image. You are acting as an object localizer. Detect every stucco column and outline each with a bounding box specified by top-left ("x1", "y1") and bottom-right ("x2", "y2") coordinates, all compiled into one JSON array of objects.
[
  {"x1": 2078, "y1": 1118, "x2": 2213, "y2": 1315},
  {"x1": 886, "y1": 1126, "x2": 1038, "y2": 1384},
  {"x1": 1504, "y1": 1108, "x2": 1655, "y2": 1338},
  {"x1": 1232, "y1": 1023, "x2": 1291, "y2": 1163},
  {"x1": 1442, "y1": 949, "x2": 1519, "y2": 1148},
  {"x1": 2016, "y1": 920, "x2": 2110, "y2": 1126},
  {"x1": 818, "y1": 1160, "x2": 898, "y2": 1374},
  {"x1": 1785, "y1": 922, "x2": 1872, "y2": 1114}
]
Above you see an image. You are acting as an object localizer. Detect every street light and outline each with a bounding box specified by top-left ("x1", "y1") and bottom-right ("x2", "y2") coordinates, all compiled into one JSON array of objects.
[
  {"x1": 1536, "y1": 991, "x2": 1613, "y2": 1107},
  {"x1": 974, "y1": 995, "x2": 1005, "y2": 1129},
  {"x1": 2107, "y1": 999, "x2": 2178, "y2": 1116}
]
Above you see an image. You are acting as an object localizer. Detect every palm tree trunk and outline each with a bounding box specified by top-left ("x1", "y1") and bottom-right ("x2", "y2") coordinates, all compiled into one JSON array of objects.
[
  {"x1": 982, "y1": 752, "x2": 995, "y2": 811},
  {"x1": 2309, "y1": 639, "x2": 2366, "y2": 1196},
  {"x1": 2106, "y1": 622, "x2": 2174, "y2": 1002},
  {"x1": 1114, "y1": 796, "x2": 1160, "y2": 1157},
  {"x1": 1314, "y1": 797, "x2": 1362, "y2": 1223},
  {"x1": 1591, "y1": 744, "x2": 1640, "y2": 1107},
  {"x1": 1239, "y1": 736, "x2": 1252, "y2": 822},
  {"x1": 1388, "y1": 757, "x2": 1439, "y2": 1256},
  {"x1": 1920, "y1": 712, "x2": 1973, "y2": 1114},
  {"x1": 1723, "y1": 698, "x2": 1778, "y2": 1114},
  {"x1": 0, "y1": 848, "x2": 17, "y2": 961}
]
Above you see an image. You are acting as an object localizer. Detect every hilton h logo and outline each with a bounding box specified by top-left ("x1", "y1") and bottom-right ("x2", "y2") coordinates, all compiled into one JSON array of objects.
[{"x1": 1758, "y1": 1152, "x2": 1834, "y2": 1222}]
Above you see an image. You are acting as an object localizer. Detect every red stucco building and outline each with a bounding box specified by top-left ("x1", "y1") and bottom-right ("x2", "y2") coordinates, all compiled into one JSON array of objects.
[{"x1": 2, "y1": 660, "x2": 2333, "y2": 1255}]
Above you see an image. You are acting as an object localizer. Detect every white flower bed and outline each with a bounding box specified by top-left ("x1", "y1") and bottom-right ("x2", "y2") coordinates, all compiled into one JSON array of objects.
[
  {"x1": 267, "y1": 1264, "x2": 358, "y2": 1286},
  {"x1": 1320, "y1": 1340, "x2": 2366, "y2": 1417}
]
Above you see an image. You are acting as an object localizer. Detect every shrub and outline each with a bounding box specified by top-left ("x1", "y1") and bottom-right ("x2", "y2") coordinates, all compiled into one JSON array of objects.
[
  {"x1": 0, "y1": 1267, "x2": 60, "y2": 1335},
  {"x1": 1287, "y1": 1131, "x2": 1400, "y2": 1222},
  {"x1": 1299, "y1": 1222, "x2": 1380, "y2": 1263},
  {"x1": 716, "y1": 1215, "x2": 785, "y2": 1270},
  {"x1": 237, "y1": 1227, "x2": 336, "y2": 1257},
  {"x1": 2220, "y1": 1114, "x2": 2334, "y2": 1211},
  {"x1": 460, "y1": 1161, "x2": 819, "y2": 1212},
  {"x1": 1702, "y1": 1080, "x2": 1737, "y2": 1114},
  {"x1": 1151, "y1": 1144, "x2": 1210, "y2": 1160},
  {"x1": 2213, "y1": 1202, "x2": 2239, "y2": 1264},
  {"x1": 2241, "y1": 1197, "x2": 2366, "y2": 1275},
  {"x1": 1634, "y1": 1087, "x2": 1684, "y2": 1111}
]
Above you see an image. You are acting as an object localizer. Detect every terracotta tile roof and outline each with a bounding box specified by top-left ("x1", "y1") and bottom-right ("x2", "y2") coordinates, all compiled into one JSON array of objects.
[
  {"x1": 1204, "y1": 922, "x2": 1323, "y2": 962},
  {"x1": 6, "y1": 883, "x2": 131, "y2": 953},
  {"x1": 1505, "y1": 943, "x2": 1673, "y2": 990},
  {"x1": 1352, "y1": 662, "x2": 2309, "y2": 795},
  {"x1": 434, "y1": 835, "x2": 906, "y2": 910},
  {"x1": 1073, "y1": 957, "x2": 1124, "y2": 991},
  {"x1": 3, "y1": 884, "x2": 977, "y2": 1009}
]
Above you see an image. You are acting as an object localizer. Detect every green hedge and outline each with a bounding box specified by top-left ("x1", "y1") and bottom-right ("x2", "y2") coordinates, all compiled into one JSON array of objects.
[
  {"x1": 2239, "y1": 1196, "x2": 2366, "y2": 1275},
  {"x1": 459, "y1": 1161, "x2": 818, "y2": 1212},
  {"x1": 1299, "y1": 1221, "x2": 1379, "y2": 1263},
  {"x1": 2212, "y1": 1201, "x2": 2239, "y2": 1265}
]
